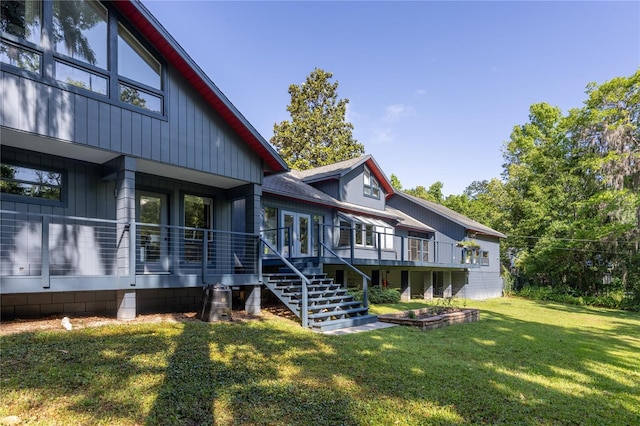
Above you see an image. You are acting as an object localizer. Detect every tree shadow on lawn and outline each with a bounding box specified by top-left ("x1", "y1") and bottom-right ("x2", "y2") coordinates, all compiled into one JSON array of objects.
[
  {"x1": 144, "y1": 317, "x2": 371, "y2": 426},
  {"x1": 388, "y1": 308, "x2": 640, "y2": 424},
  {"x1": 313, "y1": 306, "x2": 640, "y2": 425},
  {"x1": 2, "y1": 308, "x2": 639, "y2": 425}
]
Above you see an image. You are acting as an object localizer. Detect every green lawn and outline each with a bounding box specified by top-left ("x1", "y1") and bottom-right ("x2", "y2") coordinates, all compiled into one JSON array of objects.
[{"x1": 1, "y1": 297, "x2": 639, "y2": 425}]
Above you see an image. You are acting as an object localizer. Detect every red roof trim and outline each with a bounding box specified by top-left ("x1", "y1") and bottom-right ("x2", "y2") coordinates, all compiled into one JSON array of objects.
[
  {"x1": 112, "y1": 1, "x2": 286, "y2": 174},
  {"x1": 364, "y1": 158, "x2": 394, "y2": 196}
]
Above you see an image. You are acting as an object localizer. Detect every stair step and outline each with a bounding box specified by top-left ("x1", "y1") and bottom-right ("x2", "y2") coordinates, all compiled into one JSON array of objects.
[
  {"x1": 276, "y1": 284, "x2": 341, "y2": 292},
  {"x1": 306, "y1": 301, "x2": 362, "y2": 311},
  {"x1": 310, "y1": 315, "x2": 379, "y2": 332},
  {"x1": 286, "y1": 290, "x2": 350, "y2": 299},
  {"x1": 307, "y1": 294, "x2": 357, "y2": 303},
  {"x1": 267, "y1": 273, "x2": 327, "y2": 280},
  {"x1": 308, "y1": 307, "x2": 369, "y2": 320}
]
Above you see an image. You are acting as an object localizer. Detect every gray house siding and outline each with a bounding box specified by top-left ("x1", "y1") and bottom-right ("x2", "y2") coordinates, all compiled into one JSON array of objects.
[
  {"x1": 387, "y1": 196, "x2": 503, "y2": 300},
  {"x1": 261, "y1": 195, "x2": 333, "y2": 257},
  {"x1": 341, "y1": 167, "x2": 386, "y2": 211},
  {"x1": 0, "y1": 146, "x2": 116, "y2": 219},
  {"x1": 387, "y1": 196, "x2": 465, "y2": 245},
  {"x1": 466, "y1": 234, "x2": 502, "y2": 299},
  {"x1": 0, "y1": 1, "x2": 287, "y2": 320},
  {"x1": 1, "y1": 68, "x2": 263, "y2": 184},
  {"x1": 310, "y1": 180, "x2": 340, "y2": 200}
]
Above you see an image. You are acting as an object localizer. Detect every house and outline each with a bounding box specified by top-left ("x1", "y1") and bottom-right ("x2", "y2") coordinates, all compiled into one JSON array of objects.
[
  {"x1": 1, "y1": 0, "x2": 504, "y2": 330},
  {"x1": 261, "y1": 155, "x2": 506, "y2": 307},
  {"x1": 0, "y1": 0, "x2": 287, "y2": 320}
]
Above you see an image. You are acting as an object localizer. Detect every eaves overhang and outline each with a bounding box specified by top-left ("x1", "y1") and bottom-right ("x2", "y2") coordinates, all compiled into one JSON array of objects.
[{"x1": 112, "y1": 0, "x2": 288, "y2": 175}]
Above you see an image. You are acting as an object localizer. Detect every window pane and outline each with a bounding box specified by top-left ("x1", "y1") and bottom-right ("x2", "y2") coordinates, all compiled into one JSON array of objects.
[
  {"x1": 118, "y1": 23, "x2": 160, "y2": 89},
  {"x1": 312, "y1": 214, "x2": 322, "y2": 256},
  {"x1": 299, "y1": 216, "x2": 309, "y2": 255},
  {"x1": 53, "y1": 0, "x2": 107, "y2": 68},
  {"x1": 184, "y1": 194, "x2": 212, "y2": 240},
  {"x1": 55, "y1": 60, "x2": 107, "y2": 94},
  {"x1": 119, "y1": 83, "x2": 162, "y2": 113},
  {"x1": 0, "y1": 40, "x2": 40, "y2": 72},
  {"x1": 338, "y1": 220, "x2": 350, "y2": 247},
  {"x1": 0, "y1": 0, "x2": 41, "y2": 44},
  {"x1": 261, "y1": 207, "x2": 277, "y2": 251},
  {"x1": 365, "y1": 225, "x2": 374, "y2": 246},
  {"x1": 0, "y1": 163, "x2": 62, "y2": 201},
  {"x1": 355, "y1": 223, "x2": 363, "y2": 245}
]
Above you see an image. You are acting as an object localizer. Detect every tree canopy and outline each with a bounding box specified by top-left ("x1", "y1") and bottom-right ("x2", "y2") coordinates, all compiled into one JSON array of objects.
[
  {"x1": 271, "y1": 68, "x2": 365, "y2": 170},
  {"x1": 391, "y1": 70, "x2": 639, "y2": 304}
]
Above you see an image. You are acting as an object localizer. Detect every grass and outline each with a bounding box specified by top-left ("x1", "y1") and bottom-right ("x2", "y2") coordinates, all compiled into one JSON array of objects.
[{"x1": 1, "y1": 297, "x2": 639, "y2": 425}]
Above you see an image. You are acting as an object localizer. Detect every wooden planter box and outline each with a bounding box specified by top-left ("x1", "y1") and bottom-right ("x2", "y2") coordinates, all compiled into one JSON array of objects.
[{"x1": 378, "y1": 308, "x2": 479, "y2": 331}]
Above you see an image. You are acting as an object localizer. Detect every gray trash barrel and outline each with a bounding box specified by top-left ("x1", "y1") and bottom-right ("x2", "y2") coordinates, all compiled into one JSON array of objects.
[{"x1": 200, "y1": 283, "x2": 232, "y2": 322}]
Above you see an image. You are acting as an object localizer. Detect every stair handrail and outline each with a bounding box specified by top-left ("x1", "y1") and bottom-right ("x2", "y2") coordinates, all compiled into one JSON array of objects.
[
  {"x1": 319, "y1": 241, "x2": 371, "y2": 309},
  {"x1": 259, "y1": 235, "x2": 311, "y2": 327}
]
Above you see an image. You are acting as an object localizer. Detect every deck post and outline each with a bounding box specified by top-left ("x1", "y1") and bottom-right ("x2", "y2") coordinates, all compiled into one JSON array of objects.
[
  {"x1": 423, "y1": 271, "x2": 433, "y2": 300},
  {"x1": 245, "y1": 285, "x2": 261, "y2": 315},
  {"x1": 117, "y1": 289, "x2": 137, "y2": 320},
  {"x1": 400, "y1": 270, "x2": 410, "y2": 302},
  {"x1": 41, "y1": 216, "x2": 50, "y2": 288}
]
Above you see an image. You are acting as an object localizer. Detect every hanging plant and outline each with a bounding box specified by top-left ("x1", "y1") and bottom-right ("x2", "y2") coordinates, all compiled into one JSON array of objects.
[{"x1": 457, "y1": 239, "x2": 481, "y2": 249}]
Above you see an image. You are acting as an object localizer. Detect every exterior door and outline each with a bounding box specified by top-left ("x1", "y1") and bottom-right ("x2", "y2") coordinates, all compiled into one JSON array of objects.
[
  {"x1": 136, "y1": 192, "x2": 169, "y2": 272},
  {"x1": 281, "y1": 211, "x2": 311, "y2": 257}
]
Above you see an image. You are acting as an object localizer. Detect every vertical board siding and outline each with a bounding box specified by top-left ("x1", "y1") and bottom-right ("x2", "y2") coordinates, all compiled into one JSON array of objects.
[
  {"x1": 1, "y1": 72, "x2": 20, "y2": 129},
  {"x1": 141, "y1": 116, "x2": 152, "y2": 158},
  {"x1": 121, "y1": 109, "x2": 132, "y2": 155},
  {"x1": 1, "y1": 67, "x2": 263, "y2": 184},
  {"x1": 35, "y1": 83, "x2": 49, "y2": 135},
  {"x1": 109, "y1": 105, "x2": 122, "y2": 152},
  {"x1": 151, "y1": 119, "x2": 161, "y2": 161},
  {"x1": 74, "y1": 95, "x2": 88, "y2": 145},
  {"x1": 388, "y1": 197, "x2": 466, "y2": 244},
  {"x1": 0, "y1": 147, "x2": 114, "y2": 220},
  {"x1": 185, "y1": 92, "x2": 195, "y2": 169},
  {"x1": 194, "y1": 107, "x2": 203, "y2": 171},
  {"x1": 98, "y1": 102, "x2": 110, "y2": 150},
  {"x1": 19, "y1": 78, "x2": 37, "y2": 132},
  {"x1": 131, "y1": 112, "x2": 142, "y2": 157},
  {"x1": 342, "y1": 167, "x2": 386, "y2": 211}
]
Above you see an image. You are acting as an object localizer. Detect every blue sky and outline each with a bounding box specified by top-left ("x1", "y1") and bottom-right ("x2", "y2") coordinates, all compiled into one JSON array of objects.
[{"x1": 143, "y1": 0, "x2": 639, "y2": 196}]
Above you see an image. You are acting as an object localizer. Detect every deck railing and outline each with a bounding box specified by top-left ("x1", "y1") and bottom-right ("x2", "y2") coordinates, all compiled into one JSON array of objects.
[
  {"x1": 259, "y1": 235, "x2": 311, "y2": 327},
  {"x1": 0, "y1": 210, "x2": 260, "y2": 292},
  {"x1": 318, "y1": 223, "x2": 460, "y2": 266},
  {"x1": 320, "y1": 241, "x2": 370, "y2": 309}
]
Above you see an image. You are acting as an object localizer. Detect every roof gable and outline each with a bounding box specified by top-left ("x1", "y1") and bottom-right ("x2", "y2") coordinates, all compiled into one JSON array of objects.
[
  {"x1": 112, "y1": 1, "x2": 287, "y2": 174},
  {"x1": 264, "y1": 171, "x2": 402, "y2": 222},
  {"x1": 396, "y1": 192, "x2": 506, "y2": 239},
  {"x1": 295, "y1": 155, "x2": 394, "y2": 196}
]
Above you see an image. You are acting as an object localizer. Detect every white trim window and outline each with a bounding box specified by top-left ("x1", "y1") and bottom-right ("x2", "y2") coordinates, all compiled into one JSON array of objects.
[
  {"x1": 338, "y1": 213, "x2": 393, "y2": 249},
  {"x1": 363, "y1": 167, "x2": 381, "y2": 199},
  {"x1": 480, "y1": 250, "x2": 490, "y2": 266}
]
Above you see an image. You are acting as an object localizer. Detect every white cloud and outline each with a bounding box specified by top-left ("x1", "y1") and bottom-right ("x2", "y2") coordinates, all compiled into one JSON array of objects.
[
  {"x1": 345, "y1": 102, "x2": 361, "y2": 123},
  {"x1": 369, "y1": 127, "x2": 394, "y2": 144},
  {"x1": 384, "y1": 103, "x2": 415, "y2": 122}
]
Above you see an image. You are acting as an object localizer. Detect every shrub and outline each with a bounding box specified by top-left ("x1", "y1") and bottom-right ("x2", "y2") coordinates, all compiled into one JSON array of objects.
[
  {"x1": 350, "y1": 286, "x2": 401, "y2": 304},
  {"x1": 515, "y1": 285, "x2": 640, "y2": 311}
]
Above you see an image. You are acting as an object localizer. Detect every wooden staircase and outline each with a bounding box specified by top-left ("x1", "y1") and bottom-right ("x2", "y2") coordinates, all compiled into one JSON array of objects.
[{"x1": 263, "y1": 273, "x2": 378, "y2": 332}]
